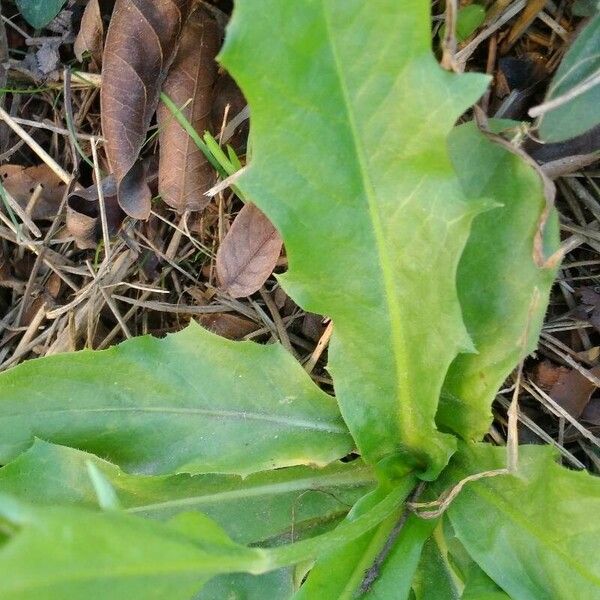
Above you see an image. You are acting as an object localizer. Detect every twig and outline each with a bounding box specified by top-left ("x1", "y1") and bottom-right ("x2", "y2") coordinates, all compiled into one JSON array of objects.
[
  {"x1": 304, "y1": 320, "x2": 333, "y2": 374},
  {"x1": 91, "y1": 137, "x2": 112, "y2": 262},
  {"x1": 0, "y1": 106, "x2": 73, "y2": 185}
]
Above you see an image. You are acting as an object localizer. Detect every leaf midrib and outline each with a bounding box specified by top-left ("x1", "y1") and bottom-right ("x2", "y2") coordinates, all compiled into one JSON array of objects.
[
  {"x1": 7, "y1": 407, "x2": 347, "y2": 433},
  {"x1": 127, "y1": 467, "x2": 375, "y2": 514},
  {"x1": 320, "y1": 2, "x2": 412, "y2": 424}
]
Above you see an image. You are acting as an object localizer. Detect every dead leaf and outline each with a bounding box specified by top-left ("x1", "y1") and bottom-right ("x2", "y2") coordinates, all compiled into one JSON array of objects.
[
  {"x1": 74, "y1": 0, "x2": 104, "y2": 68},
  {"x1": 532, "y1": 360, "x2": 569, "y2": 390},
  {"x1": 66, "y1": 155, "x2": 158, "y2": 248},
  {"x1": 577, "y1": 287, "x2": 600, "y2": 332},
  {"x1": 0, "y1": 164, "x2": 66, "y2": 220},
  {"x1": 500, "y1": 0, "x2": 548, "y2": 54},
  {"x1": 216, "y1": 203, "x2": 283, "y2": 298},
  {"x1": 101, "y1": 0, "x2": 195, "y2": 219},
  {"x1": 157, "y1": 8, "x2": 220, "y2": 213},
  {"x1": 67, "y1": 175, "x2": 121, "y2": 249},
  {"x1": 197, "y1": 313, "x2": 258, "y2": 340},
  {"x1": 302, "y1": 313, "x2": 327, "y2": 342},
  {"x1": 549, "y1": 366, "x2": 600, "y2": 418},
  {"x1": 582, "y1": 398, "x2": 600, "y2": 426}
]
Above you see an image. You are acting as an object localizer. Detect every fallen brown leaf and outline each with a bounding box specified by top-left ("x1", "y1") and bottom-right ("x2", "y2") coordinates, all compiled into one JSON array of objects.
[
  {"x1": 582, "y1": 398, "x2": 600, "y2": 426},
  {"x1": 74, "y1": 0, "x2": 105, "y2": 69},
  {"x1": 532, "y1": 360, "x2": 569, "y2": 390},
  {"x1": 158, "y1": 8, "x2": 220, "y2": 213},
  {"x1": 67, "y1": 153, "x2": 159, "y2": 249},
  {"x1": 101, "y1": 0, "x2": 194, "y2": 219},
  {"x1": 0, "y1": 164, "x2": 66, "y2": 220},
  {"x1": 197, "y1": 313, "x2": 258, "y2": 340},
  {"x1": 216, "y1": 203, "x2": 283, "y2": 298},
  {"x1": 549, "y1": 366, "x2": 600, "y2": 418}
]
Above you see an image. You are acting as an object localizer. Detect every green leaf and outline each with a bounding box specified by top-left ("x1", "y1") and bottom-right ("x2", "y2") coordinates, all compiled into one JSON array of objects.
[
  {"x1": 296, "y1": 484, "x2": 432, "y2": 599},
  {"x1": 221, "y1": 0, "x2": 489, "y2": 479},
  {"x1": 572, "y1": 0, "x2": 600, "y2": 17},
  {"x1": 0, "y1": 481, "x2": 411, "y2": 598},
  {"x1": 437, "y1": 518, "x2": 510, "y2": 599},
  {"x1": 446, "y1": 444, "x2": 600, "y2": 599},
  {"x1": 437, "y1": 123, "x2": 559, "y2": 440},
  {"x1": 85, "y1": 461, "x2": 121, "y2": 510},
  {"x1": 439, "y1": 5, "x2": 486, "y2": 43},
  {"x1": 361, "y1": 515, "x2": 436, "y2": 600},
  {"x1": 0, "y1": 440, "x2": 373, "y2": 545},
  {"x1": 199, "y1": 570, "x2": 295, "y2": 600},
  {"x1": 0, "y1": 498, "x2": 268, "y2": 600},
  {"x1": 0, "y1": 323, "x2": 352, "y2": 476},
  {"x1": 15, "y1": 0, "x2": 68, "y2": 28},
  {"x1": 538, "y1": 14, "x2": 600, "y2": 142},
  {"x1": 412, "y1": 533, "x2": 460, "y2": 600},
  {"x1": 461, "y1": 565, "x2": 510, "y2": 600},
  {"x1": 0, "y1": 441, "x2": 376, "y2": 599}
]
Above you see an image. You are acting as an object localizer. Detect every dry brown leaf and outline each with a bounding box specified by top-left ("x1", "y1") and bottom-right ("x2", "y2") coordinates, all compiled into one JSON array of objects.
[
  {"x1": 582, "y1": 398, "x2": 600, "y2": 426},
  {"x1": 549, "y1": 366, "x2": 600, "y2": 418},
  {"x1": 74, "y1": 0, "x2": 104, "y2": 68},
  {"x1": 532, "y1": 360, "x2": 569, "y2": 390},
  {"x1": 197, "y1": 313, "x2": 258, "y2": 340},
  {"x1": 67, "y1": 154, "x2": 159, "y2": 249},
  {"x1": 101, "y1": 0, "x2": 194, "y2": 219},
  {"x1": 0, "y1": 164, "x2": 66, "y2": 220},
  {"x1": 158, "y1": 9, "x2": 220, "y2": 213},
  {"x1": 216, "y1": 203, "x2": 283, "y2": 298}
]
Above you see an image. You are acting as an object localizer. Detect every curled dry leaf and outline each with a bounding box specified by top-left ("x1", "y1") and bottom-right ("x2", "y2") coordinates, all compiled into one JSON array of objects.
[
  {"x1": 158, "y1": 8, "x2": 220, "y2": 213},
  {"x1": 0, "y1": 164, "x2": 66, "y2": 220},
  {"x1": 66, "y1": 156, "x2": 158, "y2": 249},
  {"x1": 67, "y1": 176, "x2": 121, "y2": 249},
  {"x1": 216, "y1": 203, "x2": 283, "y2": 298},
  {"x1": 74, "y1": 0, "x2": 104, "y2": 69},
  {"x1": 101, "y1": 0, "x2": 194, "y2": 220}
]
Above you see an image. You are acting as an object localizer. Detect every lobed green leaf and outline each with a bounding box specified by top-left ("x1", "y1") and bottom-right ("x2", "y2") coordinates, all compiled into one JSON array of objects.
[
  {"x1": 221, "y1": 0, "x2": 490, "y2": 480},
  {"x1": 438, "y1": 123, "x2": 559, "y2": 440},
  {"x1": 0, "y1": 440, "x2": 373, "y2": 545},
  {"x1": 0, "y1": 498, "x2": 268, "y2": 600},
  {"x1": 0, "y1": 480, "x2": 412, "y2": 599},
  {"x1": 296, "y1": 487, "x2": 431, "y2": 600},
  {"x1": 0, "y1": 323, "x2": 352, "y2": 476},
  {"x1": 446, "y1": 443, "x2": 600, "y2": 599}
]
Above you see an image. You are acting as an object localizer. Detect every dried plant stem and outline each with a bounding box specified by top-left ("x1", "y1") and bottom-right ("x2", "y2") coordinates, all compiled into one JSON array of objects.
[{"x1": 0, "y1": 107, "x2": 72, "y2": 185}]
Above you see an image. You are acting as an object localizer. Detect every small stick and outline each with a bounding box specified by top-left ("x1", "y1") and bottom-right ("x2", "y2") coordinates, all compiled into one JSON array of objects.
[
  {"x1": 86, "y1": 261, "x2": 132, "y2": 340},
  {"x1": 304, "y1": 320, "x2": 333, "y2": 374},
  {"x1": 259, "y1": 287, "x2": 296, "y2": 356},
  {"x1": 91, "y1": 137, "x2": 112, "y2": 262},
  {"x1": 0, "y1": 106, "x2": 72, "y2": 185},
  {"x1": 440, "y1": 0, "x2": 458, "y2": 71}
]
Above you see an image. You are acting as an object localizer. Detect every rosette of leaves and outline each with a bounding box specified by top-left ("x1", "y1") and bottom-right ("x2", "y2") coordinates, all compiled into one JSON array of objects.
[{"x1": 0, "y1": 1, "x2": 599, "y2": 599}]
